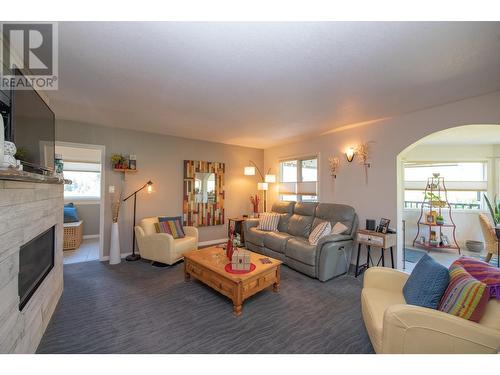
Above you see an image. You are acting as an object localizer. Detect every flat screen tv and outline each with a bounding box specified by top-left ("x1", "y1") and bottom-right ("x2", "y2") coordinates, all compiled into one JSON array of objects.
[{"x1": 10, "y1": 69, "x2": 55, "y2": 173}]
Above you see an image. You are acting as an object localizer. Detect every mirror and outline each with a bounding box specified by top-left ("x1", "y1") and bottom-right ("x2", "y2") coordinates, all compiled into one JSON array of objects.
[
  {"x1": 194, "y1": 172, "x2": 216, "y2": 203},
  {"x1": 183, "y1": 160, "x2": 225, "y2": 227}
]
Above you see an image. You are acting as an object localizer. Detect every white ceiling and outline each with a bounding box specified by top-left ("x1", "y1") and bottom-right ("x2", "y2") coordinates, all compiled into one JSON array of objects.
[
  {"x1": 50, "y1": 22, "x2": 500, "y2": 149},
  {"x1": 420, "y1": 124, "x2": 500, "y2": 145}
]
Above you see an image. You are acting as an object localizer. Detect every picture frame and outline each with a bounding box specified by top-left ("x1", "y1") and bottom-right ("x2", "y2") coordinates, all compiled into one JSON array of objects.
[
  {"x1": 426, "y1": 211, "x2": 437, "y2": 224},
  {"x1": 376, "y1": 218, "x2": 390, "y2": 233},
  {"x1": 441, "y1": 234, "x2": 450, "y2": 247},
  {"x1": 429, "y1": 230, "x2": 437, "y2": 241}
]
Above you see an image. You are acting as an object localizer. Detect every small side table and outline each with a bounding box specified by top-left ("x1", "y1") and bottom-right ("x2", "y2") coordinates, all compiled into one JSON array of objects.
[
  {"x1": 355, "y1": 229, "x2": 397, "y2": 277},
  {"x1": 228, "y1": 217, "x2": 247, "y2": 244}
]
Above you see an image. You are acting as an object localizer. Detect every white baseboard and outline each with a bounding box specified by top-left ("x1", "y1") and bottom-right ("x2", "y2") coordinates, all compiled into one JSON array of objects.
[
  {"x1": 199, "y1": 238, "x2": 227, "y2": 247},
  {"x1": 100, "y1": 252, "x2": 132, "y2": 262},
  {"x1": 83, "y1": 234, "x2": 100, "y2": 240},
  {"x1": 99, "y1": 239, "x2": 227, "y2": 261}
]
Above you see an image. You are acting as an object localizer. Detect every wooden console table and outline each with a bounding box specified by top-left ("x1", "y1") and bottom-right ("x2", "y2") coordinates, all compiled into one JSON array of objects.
[{"x1": 355, "y1": 229, "x2": 397, "y2": 277}]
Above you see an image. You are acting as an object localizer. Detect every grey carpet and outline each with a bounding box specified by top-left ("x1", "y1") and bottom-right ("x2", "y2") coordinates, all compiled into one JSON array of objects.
[
  {"x1": 37, "y1": 260, "x2": 374, "y2": 354},
  {"x1": 404, "y1": 248, "x2": 427, "y2": 263}
]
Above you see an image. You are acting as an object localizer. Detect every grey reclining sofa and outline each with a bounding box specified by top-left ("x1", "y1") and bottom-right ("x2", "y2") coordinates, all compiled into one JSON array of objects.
[{"x1": 243, "y1": 202, "x2": 358, "y2": 281}]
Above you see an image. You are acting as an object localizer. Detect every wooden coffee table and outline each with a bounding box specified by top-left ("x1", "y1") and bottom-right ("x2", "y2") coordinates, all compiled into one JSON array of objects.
[{"x1": 183, "y1": 246, "x2": 282, "y2": 316}]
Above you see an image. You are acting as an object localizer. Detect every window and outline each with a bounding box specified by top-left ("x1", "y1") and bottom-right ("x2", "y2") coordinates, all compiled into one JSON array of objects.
[
  {"x1": 279, "y1": 156, "x2": 318, "y2": 202},
  {"x1": 64, "y1": 162, "x2": 101, "y2": 201},
  {"x1": 403, "y1": 162, "x2": 487, "y2": 210}
]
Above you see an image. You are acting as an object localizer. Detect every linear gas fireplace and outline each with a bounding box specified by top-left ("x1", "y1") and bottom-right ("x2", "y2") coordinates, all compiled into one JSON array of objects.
[{"x1": 18, "y1": 226, "x2": 55, "y2": 310}]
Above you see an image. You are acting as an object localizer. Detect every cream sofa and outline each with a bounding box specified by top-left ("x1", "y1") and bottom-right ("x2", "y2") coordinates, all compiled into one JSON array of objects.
[
  {"x1": 134, "y1": 217, "x2": 199, "y2": 265},
  {"x1": 361, "y1": 267, "x2": 500, "y2": 354}
]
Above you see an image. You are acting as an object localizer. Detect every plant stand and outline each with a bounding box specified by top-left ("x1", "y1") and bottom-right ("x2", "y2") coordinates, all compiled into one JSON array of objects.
[{"x1": 412, "y1": 175, "x2": 460, "y2": 254}]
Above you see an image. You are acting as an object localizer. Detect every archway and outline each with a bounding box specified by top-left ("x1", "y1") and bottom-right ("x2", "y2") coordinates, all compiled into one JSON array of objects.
[{"x1": 396, "y1": 124, "x2": 500, "y2": 270}]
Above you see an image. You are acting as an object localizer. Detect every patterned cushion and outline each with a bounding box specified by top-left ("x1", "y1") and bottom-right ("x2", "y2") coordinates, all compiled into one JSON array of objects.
[
  {"x1": 308, "y1": 221, "x2": 332, "y2": 245},
  {"x1": 438, "y1": 264, "x2": 490, "y2": 322},
  {"x1": 403, "y1": 254, "x2": 449, "y2": 309},
  {"x1": 452, "y1": 256, "x2": 500, "y2": 300},
  {"x1": 331, "y1": 221, "x2": 348, "y2": 235},
  {"x1": 155, "y1": 216, "x2": 185, "y2": 239},
  {"x1": 257, "y1": 212, "x2": 280, "y2": 232}
]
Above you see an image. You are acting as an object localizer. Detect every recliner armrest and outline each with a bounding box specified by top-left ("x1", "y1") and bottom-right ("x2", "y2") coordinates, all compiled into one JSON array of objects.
[
  {"x1": 317, "y1": 234, "x2": 352, "y2": 247},
  {"x1": 243, "y1": 218, "x2": 260, "y2": 232},
  {"x1": 382, "y1": 304, "x2": 500, "y2": 353},
  {"x1": 363, "y1": 267, "x2": 409, "y2": 293},
  {"x1": 183, "y1": 226, "x2": 199, "y2": 244}
]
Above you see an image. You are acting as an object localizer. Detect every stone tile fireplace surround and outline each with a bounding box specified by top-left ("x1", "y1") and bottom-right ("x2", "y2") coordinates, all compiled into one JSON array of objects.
[{"x1": 0, "y1": 179, "x2": 63, "y2": 353}]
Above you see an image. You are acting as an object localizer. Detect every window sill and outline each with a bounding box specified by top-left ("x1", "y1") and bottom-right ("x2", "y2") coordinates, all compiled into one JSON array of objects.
[{"x1": 64, "y1": 198, "x2": 101, "y2": 205}]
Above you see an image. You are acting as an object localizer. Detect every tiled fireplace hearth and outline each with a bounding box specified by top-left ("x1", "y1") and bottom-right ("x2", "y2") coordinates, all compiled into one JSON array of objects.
[{"x1": 0, "y1": 180, "x2": 63, "y2": 353}]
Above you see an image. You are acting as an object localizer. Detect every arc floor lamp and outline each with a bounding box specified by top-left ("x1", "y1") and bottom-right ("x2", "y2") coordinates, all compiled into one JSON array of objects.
[
  {"x1": 244, "y1": 160, "x2": 275, "y2": 212},
  {"x1": 123, "y1": 180, "x2": 153, "y2": 261}
]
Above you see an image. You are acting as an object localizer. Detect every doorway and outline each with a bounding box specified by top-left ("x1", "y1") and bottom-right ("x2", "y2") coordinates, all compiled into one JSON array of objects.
[
  {"x1": 397, "y1": 124, "x2": 500, "y2": 271},
  {"x1": 55, "y1": 142, "x2": 106, "y2": 264}
]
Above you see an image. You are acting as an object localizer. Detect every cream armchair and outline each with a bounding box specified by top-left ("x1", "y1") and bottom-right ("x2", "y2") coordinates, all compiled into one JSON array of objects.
[
  {"x1": 361, "y1": 267, "x2": 500, "y2": 354},
  {"x1": 134, "y1": 217, "x2": 199, "y2": 265}
]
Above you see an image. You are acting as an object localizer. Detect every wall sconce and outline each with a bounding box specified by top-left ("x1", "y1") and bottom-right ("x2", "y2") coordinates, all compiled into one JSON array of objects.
[
  {"x1": 345, "y1": 147, "x2": 356, "y2": 162},
  {"x1": 328, "y1": 156, "x2": 340, "y2": 179}
]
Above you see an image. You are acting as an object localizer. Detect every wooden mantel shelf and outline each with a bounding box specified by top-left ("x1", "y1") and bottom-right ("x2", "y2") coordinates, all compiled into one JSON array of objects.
[
  {"x1": 113, "y1": 168, "x2": 138, "y2": 173},
  {"x1": 0, "y1": 167, "x2": 64, "y2": 184}
]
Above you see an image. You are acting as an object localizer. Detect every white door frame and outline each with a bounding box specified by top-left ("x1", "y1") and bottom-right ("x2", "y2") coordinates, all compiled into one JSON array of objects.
[{"x1": 55, "y1": 141, "x2": 106, "y2": 261}]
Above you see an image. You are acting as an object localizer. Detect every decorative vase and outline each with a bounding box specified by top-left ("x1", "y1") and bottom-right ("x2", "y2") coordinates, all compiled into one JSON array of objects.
[
  {"x1": 4, "y1": 141, "x2": 16, "y2": 156},
  {"x1": 109, "y1": 222, "x2": 121, "y2": 265},
  {"x1": 226, "y1": 239, "x2": 233, "y2": 260}
]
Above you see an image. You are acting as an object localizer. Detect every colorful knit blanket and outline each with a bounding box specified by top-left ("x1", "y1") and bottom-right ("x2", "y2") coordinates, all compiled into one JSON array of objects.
[{"x1": 452, "y1": 257, "x2": 500, "y2": 300}]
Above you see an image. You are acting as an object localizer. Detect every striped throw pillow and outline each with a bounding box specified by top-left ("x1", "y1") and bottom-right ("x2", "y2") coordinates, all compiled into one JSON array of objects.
[
  {"x1": 438, "y1": 264, "x2": 489, "y2": 322},
  {"x1": 309, "y1": 221, "x2": 332, "y2": 245},
  {"x1": 155, "y1": 216, "x2": 185, "y2": 239},
  {"x1": 257, "y1": 212, "x2": 280, "y2": 232}
]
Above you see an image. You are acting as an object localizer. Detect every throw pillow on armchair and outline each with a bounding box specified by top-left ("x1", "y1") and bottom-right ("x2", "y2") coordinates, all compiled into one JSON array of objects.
[{"x1": 403, "y1": 254, "x2": 449, "y2": 309}]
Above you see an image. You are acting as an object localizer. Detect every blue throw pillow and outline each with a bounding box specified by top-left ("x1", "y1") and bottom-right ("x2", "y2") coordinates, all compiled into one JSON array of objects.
[
  {"x1": 403, "y1": 254, "x2": 449, "y2": 309},
  {"x1": 64, "y1": 206, "x2": 80, "y2": 223}
]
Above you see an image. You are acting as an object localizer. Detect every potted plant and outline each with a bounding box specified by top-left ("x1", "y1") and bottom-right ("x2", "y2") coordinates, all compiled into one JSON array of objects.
[
  {"x1": 484, "y1": 194, "x2": 500, "y2": 225},
  {"x1": 425, "y1": 192, "x2": 446, "y2": 208},
  {"x1": 111, "y1": 154, "x2": 124, "y2": 169},
  {"x1": 436, "y1": 214, "x2": 444, "y2": 225}
]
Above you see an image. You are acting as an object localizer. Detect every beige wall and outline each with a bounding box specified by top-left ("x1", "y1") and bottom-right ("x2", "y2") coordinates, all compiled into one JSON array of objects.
[
  {"x1": 74, "y1": 203, "x2": 100, "y2": 236},
  {"x1": 56, "y1": 120, "x2": 264, "y2": 257},
  {"x1": 264, "y1": 91, "x2": 500, "y2": 266}
]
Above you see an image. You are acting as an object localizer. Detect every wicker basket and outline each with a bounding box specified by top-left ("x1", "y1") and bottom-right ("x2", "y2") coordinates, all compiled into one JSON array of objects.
[{"x1": 63, "y1": 221, "x2": 83, "y2": 250}]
